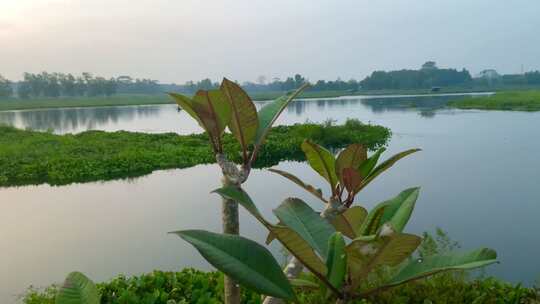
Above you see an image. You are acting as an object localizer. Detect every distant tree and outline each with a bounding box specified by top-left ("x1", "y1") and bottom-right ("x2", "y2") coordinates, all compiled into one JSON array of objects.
[
  {"x1": 17, "y1": 81, "x2": 32, "y2": 98},
  {"x1": 0, "y1": 74, "x2": 13, "y2": 98},
  {"x1": 421, "y1": 61, "x2": 438, "y2": 70},
  {"x1": 59, "y1": 74, "x2": 77, "y2": 96},
  {"x1": 74, "y1": 76, "x2": 87, "y2": 96},
  {"x1": 294, "y1": 74, "x2": 305, "y2": 88},
  {"x1": 525, "y1": 71, "x2": 540, "y2": 84},
  {"x1": 256, "y1": 75, "x2": 267, "y2": 85},
  {"x1": 197, "y1": 78, "x2": 216, "y2": 90},
  {"x1": 282, "y1": 77, "x2": 296, "y2": 91}
]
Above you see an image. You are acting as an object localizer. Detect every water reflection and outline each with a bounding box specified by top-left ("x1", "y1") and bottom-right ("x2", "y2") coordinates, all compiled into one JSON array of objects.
[
  {"x1": 0, "y1": 94, "x2": 490, "y2": 134},
  {"x1": 288, "y1": 94, "x2": 467, "y2": 118},
  {"x1": 0, "y1": 106, "x2": 161, "y2": 133}
]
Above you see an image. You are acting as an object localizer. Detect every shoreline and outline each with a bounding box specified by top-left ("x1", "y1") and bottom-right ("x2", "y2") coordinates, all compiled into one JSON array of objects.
[{"x1": 0, "y1": 90, "x2": 494, "y2": 112}]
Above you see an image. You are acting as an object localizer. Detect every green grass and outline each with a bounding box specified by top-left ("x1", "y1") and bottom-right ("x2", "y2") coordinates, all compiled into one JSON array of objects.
[
  {"x1": 450, "y1": 90, "x2": 540, "y2": 111},
  {"x1": 0, "y1": 119, "x2": 390, "y2": 187},
  {"x1": 22, "y1": 268, "x2": 539, "y2": 304}
]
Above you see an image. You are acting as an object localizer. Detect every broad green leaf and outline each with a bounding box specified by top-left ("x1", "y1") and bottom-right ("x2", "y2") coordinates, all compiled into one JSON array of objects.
[
  {"x1": 326, "y1": 232, "x2": 347, "y2": 290},
  {"x1": 55, "y1": 272, "x2": 100, "y2": 304},
  {"x1": 191, "y1": 89, "x2": 231, "y2": 139},
  {"x1": 335, "y1": 144, "x2": 367, "y2": 184},
  {"x1": 359, "y1": 205, "x2": 387, "y2": 236},
  {"x1": 168, "y1": 93, "x2": 202, "y2": 126},
  {"x1": 269, "y1": 225, "x2": 327, "y2": 277},
  {"x1": 251, "y1": 84, "x2": 308, "y2": 163},
  {"x1": 357, "y1": 148, "x2": 385, "y2": 179},
  {"x1": 290, "y1": 278, "x2": 319, "y2": 289},
  {"x1": 268, "y1": 168, "x2": 327, "y2": 204},
  {"x1": 347, "y1": 229, "x2": 422, "y2": 285},
  {"x1": 356, "y1": 148, "x2": 421, "y2": 193},
  {"x1": 169, "y1": 90, "x2": 231, "y2": 151},
  {"x1": 330, "y1": 206, "x2": 367, "y2": 239},
  {"x1": 213, "y1": 188, "x2": 327, "y2": 278},
  {"x1": 301, "y1": 140, "x2": 338, "y2": 191},
  {"x1": 212, "y1": 186, "x2": 267, "y2": 224},
  {"x1": 359, "y1": 188, "x2": 419, "y2": 235},
  {"x1": 385, "y1": 248, "x2": 498, "y2": 287},
  {"x1": 273, "y1": 198, "x2": 336, "y2": 259},
  {"x1": 220, "y1": 78, "x2": 259, "y2": 157},
  {"x1": 174, "y1": 230, "x2": 295, "y2": 300},
  {"x1": 380, "y1": 187, "x2": 419, "y2": 232}
]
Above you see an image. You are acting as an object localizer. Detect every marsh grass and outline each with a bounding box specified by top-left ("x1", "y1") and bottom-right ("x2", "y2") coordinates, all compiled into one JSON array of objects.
[
  {"x1": 0, "y1": 119, "x2": 390, "y2": 187},
  {"x1": 450, "y1": 90, "x2": 540, "y2": 111}
]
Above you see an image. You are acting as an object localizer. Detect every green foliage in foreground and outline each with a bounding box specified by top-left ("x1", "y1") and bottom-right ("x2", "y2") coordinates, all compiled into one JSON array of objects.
[
  {"x1": 23, "y1": 230, "x2": 540, "y2": 303},
  {"x1": 54, "y1": 272, "x2": 100, "y2": 304},
  {"x1": 23, "y1": 269, "x2": 539, "y2": 304},
  {"x1": 450, "y1": 90, "x2": 540, "y2": 111},
  {"x1": 0, "y1": 119, "x2": 389, "y2": 187}
]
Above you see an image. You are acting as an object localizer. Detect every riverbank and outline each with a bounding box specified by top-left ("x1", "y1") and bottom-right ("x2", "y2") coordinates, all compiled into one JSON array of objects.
[
  {"x1": 22, "y1": 268, "x2": 539, "y2": 303},
  {"x1": 0, "y1": 95, "x2": 172, "y2": 111},
  {"x1": 449, "y1": 90, "x2": 540, "y2": 111},
  {"x1": 0, "y1": 120, "x2": 389, "y2": 187},
  {"x1": 0, "y1": 88, "x2": 492, "y2": 112}
]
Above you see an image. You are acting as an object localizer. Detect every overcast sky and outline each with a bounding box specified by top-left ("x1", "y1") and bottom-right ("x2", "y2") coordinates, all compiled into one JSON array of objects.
[{"x1": 1, "y1": 0, "x2": 539, "y2": 83}]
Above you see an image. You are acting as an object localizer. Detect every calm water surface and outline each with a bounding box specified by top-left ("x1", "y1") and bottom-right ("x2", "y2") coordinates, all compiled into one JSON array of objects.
[{"x1": 1, "y1": 94, "x2": 539, "y2": 302}]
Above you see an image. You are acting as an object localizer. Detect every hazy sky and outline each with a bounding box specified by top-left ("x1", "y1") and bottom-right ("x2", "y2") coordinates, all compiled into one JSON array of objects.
[{"x1": 1, "y1": 0, "x2": 539, "y2": 83}]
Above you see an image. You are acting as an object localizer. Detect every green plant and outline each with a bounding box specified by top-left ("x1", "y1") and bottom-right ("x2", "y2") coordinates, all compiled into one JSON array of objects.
[
  {"x1": 170, "y1": 79, "x2": 308, "y2": 304},
  {"x1": 55, "y1": 272, "x2": 99, "y2": 304},
  {"x1": 175, "y1": 141, "x2": 498, "y2": 303}
]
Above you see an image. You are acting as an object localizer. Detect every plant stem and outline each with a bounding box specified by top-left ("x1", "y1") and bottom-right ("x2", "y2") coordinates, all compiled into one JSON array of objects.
[
  {"x1": 222, "y1": 176, "x2": 241, "y2": 304},
  {"x1": 263, "y1": 197, "x2": 344, "y2": 304}
]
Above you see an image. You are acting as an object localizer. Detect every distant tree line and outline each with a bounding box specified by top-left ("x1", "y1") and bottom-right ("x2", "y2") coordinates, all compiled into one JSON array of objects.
[
  {"x1": 0, "y1": 72, "x2": 163, "y2": 99},
  {"x1": 359, "y1": 62, "x2": 473, "y2": 90},
  {"x1": 0, "y1": 74, "x2": 13, "y2": 98},
  {"x1": 474, "y1": 70, "x2": 540, "y2": 87},
  {"x1": 167, "y1": 74, "x2": 360, "y2": 94},
  {"x1": 15, "y1": 72, "x2": 117, "y2": 98},
  {"x1": 3, "y1": 63, "x2": 540, "y2": 100}
]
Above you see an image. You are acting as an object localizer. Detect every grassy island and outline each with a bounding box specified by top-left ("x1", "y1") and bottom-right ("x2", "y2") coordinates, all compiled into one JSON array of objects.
[
  {"x1": 450, "y1": 90, "x2": 540, "y2": 111},
  {"x1": 0, "y1": 119, "x2": 390, "y2": 187}
]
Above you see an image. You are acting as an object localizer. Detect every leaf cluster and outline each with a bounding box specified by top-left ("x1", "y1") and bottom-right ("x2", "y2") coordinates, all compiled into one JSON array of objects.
[{"x1": 178, "y1": 142, "x2": 498, "y2": 302}]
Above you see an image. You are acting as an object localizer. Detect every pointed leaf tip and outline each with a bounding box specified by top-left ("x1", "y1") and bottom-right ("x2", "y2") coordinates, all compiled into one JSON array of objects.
[
  {"x1": 301, "y1": 140, "x2": 338, "y2": 191},
  {"x1": 55, "y1": 272, "x2": 100, "y2": 304},
  {"x1": 220, "y1": 78, "x2": 258, "y2": 158}
]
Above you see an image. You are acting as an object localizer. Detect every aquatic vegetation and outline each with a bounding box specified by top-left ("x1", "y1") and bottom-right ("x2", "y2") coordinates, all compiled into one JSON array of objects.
[
  {"x1": 450, "y1": 90, "x2": 540, "y2": 111},
  {"x1": 0, "y1": 119, "x2": 389, "y2": 187},
  {"x1": 23, "y1": 237, "x2": 538, "y2": 304},
  {"x1": 24, "y1": 270, "x2": 540, "y2": 304}
]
